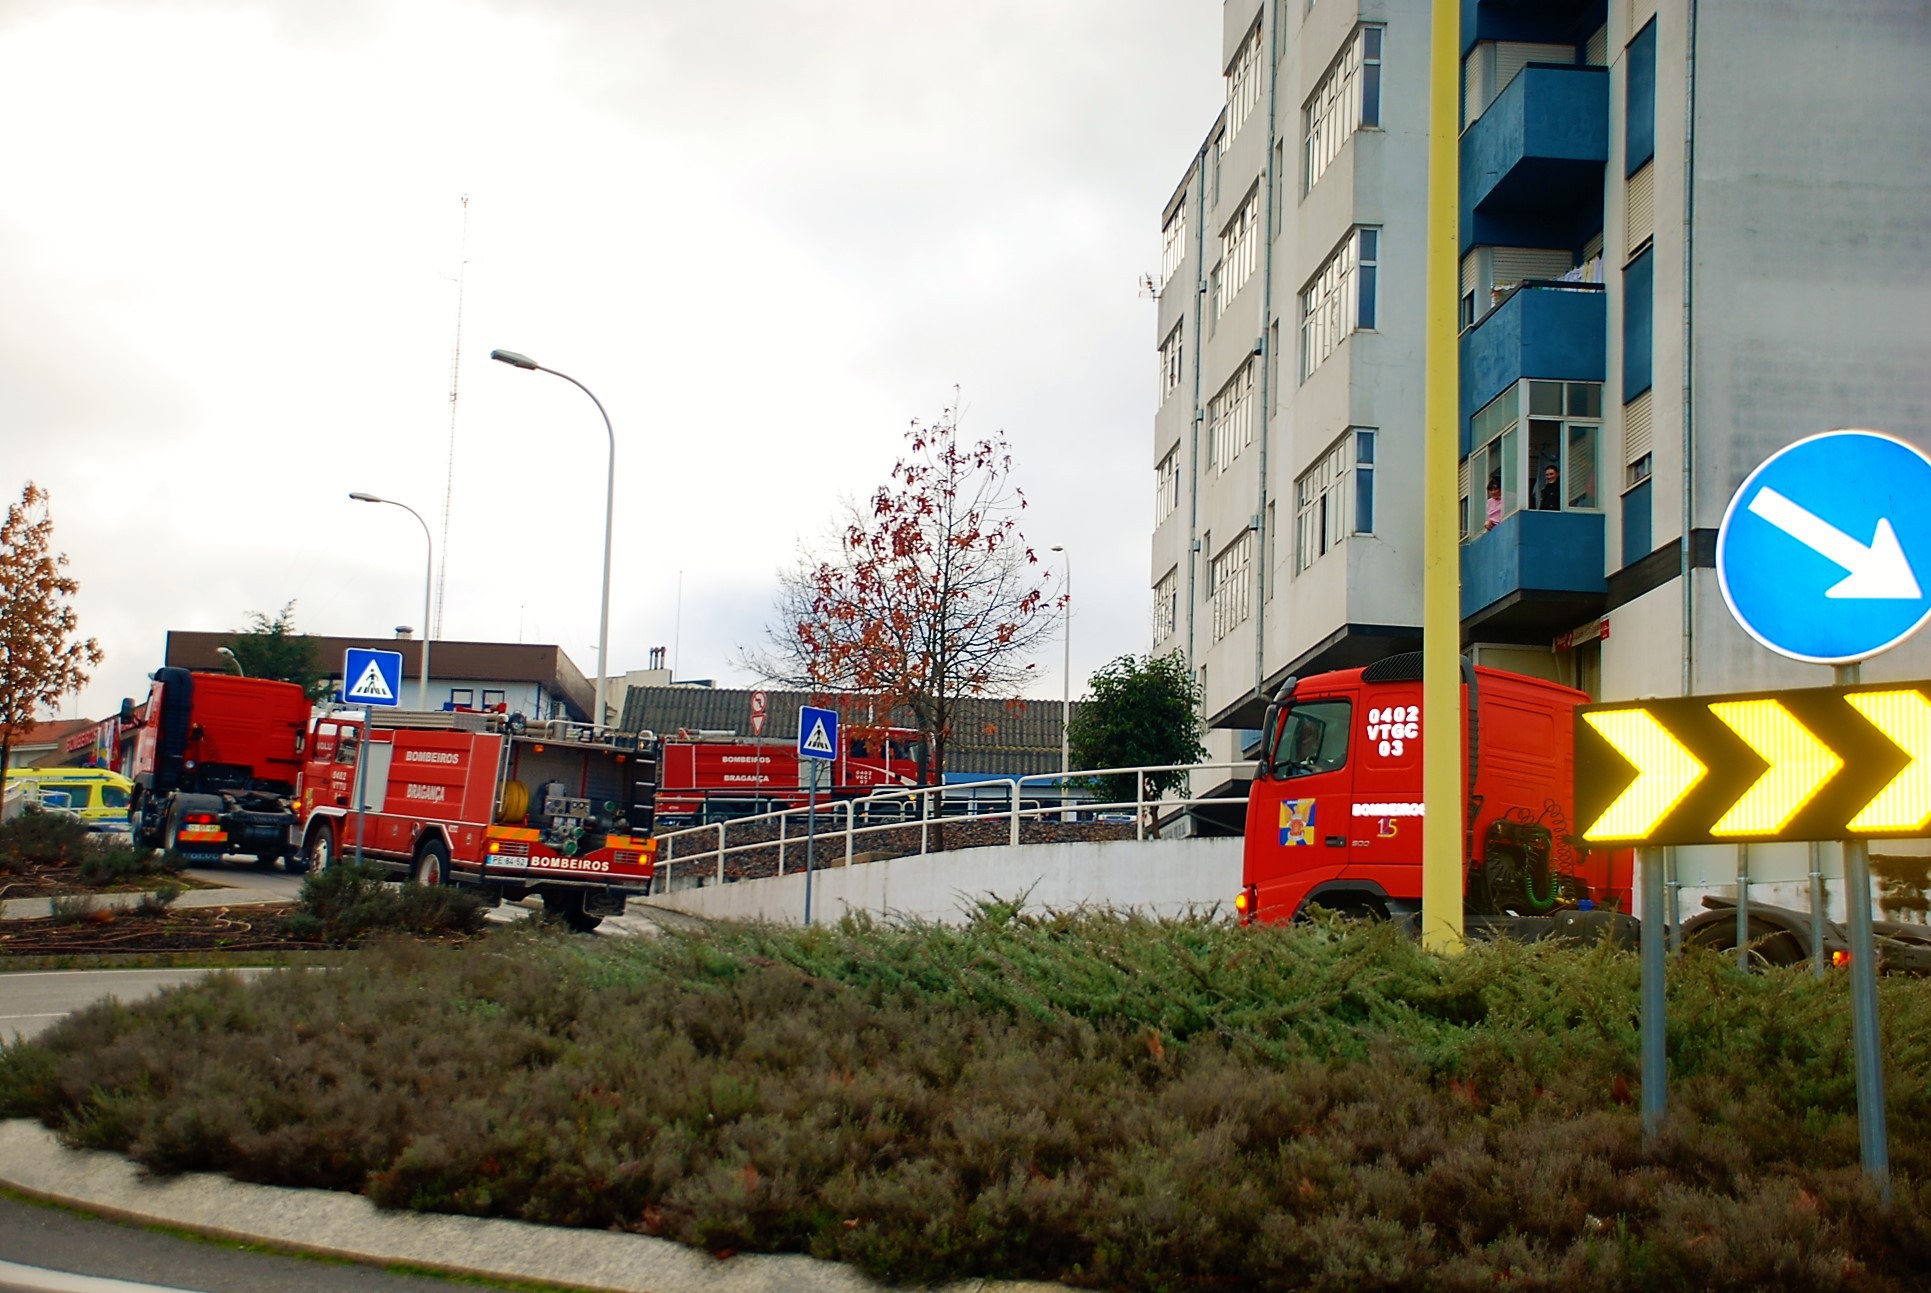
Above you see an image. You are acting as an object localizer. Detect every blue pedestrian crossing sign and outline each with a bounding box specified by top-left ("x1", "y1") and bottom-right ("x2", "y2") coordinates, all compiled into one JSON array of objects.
[
  {"x1": 1717, "y1": 429, "x2": 1931, "y2": 665},
  {"x1": 798, "y1": 706, "x2": 839, "y2": 762},
  {"x1": 342, "y1": 648, "x2": 405, "y2": 707}
]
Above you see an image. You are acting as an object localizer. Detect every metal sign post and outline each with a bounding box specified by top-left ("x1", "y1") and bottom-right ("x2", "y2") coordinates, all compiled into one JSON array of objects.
[
  {"x1": 804, "y1": 759, "x2": 820, "y2": 928},
  {"x1": 1838, "y1": 662, "x2": 1891, "y2": 1204},
  {"x1": 352, "y1": 728, "x2": 368, "y2": 868},
  {"x1": 797, "y1": 706, "x2": 839, "y2": 928}
]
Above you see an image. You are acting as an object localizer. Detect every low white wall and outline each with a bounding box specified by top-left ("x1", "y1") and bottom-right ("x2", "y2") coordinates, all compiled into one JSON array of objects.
[{"x1": 638, "y1": 837, "x2": 1244, "y2": 926}]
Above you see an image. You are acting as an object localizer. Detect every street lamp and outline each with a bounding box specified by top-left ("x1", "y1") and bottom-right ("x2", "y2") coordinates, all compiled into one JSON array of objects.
[
  {"x1": 491, "y1": 348, "x2": 616, "y2": 730},
  {"x1": 349, "y1": 492, "x2": 433, "y2": 710},
  {"x1": 215, "y1": 646, "x2": 245, "y2": 676},
  {"x1": 1051, "y1": 545, "x2": 1071, "y2": 813}
]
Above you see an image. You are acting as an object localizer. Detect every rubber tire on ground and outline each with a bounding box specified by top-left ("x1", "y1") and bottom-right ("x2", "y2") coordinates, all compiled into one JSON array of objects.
[
  {"x1": 542, "y1": 891, "x2": 603, "y2": 933},
  {"x1": 295, "y1": 822, "x2": 333, "y2": 877},
  {"x1": 414, "y1": 838, "x2": 450, "y2": 887},
  {"x1": 1687, "y1": 917, "x2": 1807, "y2": 969},
  {"x1": 161, "y1": 803, "x2": 183, "y2": 855}
]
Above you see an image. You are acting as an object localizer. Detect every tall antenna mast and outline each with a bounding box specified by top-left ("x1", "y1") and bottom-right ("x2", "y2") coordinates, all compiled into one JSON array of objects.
[{"x1": 434, "y1": 193, "x2": 471, "y2": 640}]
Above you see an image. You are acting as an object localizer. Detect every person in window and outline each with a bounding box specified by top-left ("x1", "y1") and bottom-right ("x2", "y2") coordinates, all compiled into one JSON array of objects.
[
  {"x1": 1484, "y1": 476, "x2": 1503, "y2": 530},
  {"x1": 1537, "y1": 464, "x2": 1561, "y2": 512}
]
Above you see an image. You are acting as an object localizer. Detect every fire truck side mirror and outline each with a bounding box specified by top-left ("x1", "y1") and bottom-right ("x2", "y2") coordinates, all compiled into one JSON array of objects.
[{"x1": 119, "y1": 698, "x2": 137, "y2": 725}]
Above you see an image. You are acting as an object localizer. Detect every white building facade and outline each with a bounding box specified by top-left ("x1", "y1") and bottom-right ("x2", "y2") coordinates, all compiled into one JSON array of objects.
[{"x1": 1154, "y1": 0, "x2": 1931, "y2": 760}]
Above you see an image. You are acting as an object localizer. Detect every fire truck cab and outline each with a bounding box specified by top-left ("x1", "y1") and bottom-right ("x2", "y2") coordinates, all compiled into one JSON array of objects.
[
  {"x1": 1240, "y1": 653, "x2": 1633, "y2": 936},
  {"x1": 297, "y1": 709, "x2": 661, "y2": 931}
]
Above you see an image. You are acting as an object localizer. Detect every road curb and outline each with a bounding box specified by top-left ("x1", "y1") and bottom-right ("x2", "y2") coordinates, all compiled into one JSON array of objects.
[
  {"x1": 0, "y1": 887, "x2": 282, "y2": 923},
  {"x1": 0, "y1": 1122, "x2": 1049, "y2": 1293}
]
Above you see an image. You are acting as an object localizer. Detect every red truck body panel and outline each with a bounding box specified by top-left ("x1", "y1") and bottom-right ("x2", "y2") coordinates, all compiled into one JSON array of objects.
[
  {"x1": 299, "y1": 715, "x2": 657, "y2": 894},
  {"x1": 1242, "y1": 661, "x2": 1632, "y2": 924},
  {"x1": 654, "y1": 729, "x2": 921, "y2": 823}
]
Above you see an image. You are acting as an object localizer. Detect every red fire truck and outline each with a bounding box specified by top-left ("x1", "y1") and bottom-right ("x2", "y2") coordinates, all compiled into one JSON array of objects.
[
  {"x1": 653, "y1": 726, "x2": 922, "y2": 826},
  {"x1": 1239, "y1": 652, "x2": 1931, "y2": 968},
  {"x1": 119, "y1": 668, "x2": 310, "y2": 869},
  {"x1": 296, "y1": 709, "x2": 661, "y2": 931},
  {"x1": 1239, "y1": 654, "x2": 1635, "y2": 938}
]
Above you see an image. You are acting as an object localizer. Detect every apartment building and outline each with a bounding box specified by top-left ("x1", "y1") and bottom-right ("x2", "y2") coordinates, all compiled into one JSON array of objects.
[{"x1": 1153, "y1": 0, "x2": 1931, "y2": 766}]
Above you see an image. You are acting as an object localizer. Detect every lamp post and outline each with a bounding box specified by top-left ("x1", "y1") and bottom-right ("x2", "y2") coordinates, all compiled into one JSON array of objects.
[
  {"x1": 215, "y1": 647, "x2": 245, "y2": 676},
  {"x1": 491, "y1": 348, "x2": 616, "y2": 730},
  {"x1": 349, "y1": 492, "x2": 433, "y2": 710},
  {"x1": 1051, "y1": 545, "x2": 1071, "y2": 816}
]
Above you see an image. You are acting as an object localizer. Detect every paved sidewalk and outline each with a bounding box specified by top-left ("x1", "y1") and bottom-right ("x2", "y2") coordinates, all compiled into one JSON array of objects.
[
  {"x1": 0, "y1": 1121, "x2": 1042, "y2": 1293},
  {"x1": 0, "y1": 885, "x2": 283, "y2": 922}
]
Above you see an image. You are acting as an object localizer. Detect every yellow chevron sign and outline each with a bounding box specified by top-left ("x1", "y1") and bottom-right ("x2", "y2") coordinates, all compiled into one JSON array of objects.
[{"x1": 1575, "y1": 683, "x2": 1931, "y2": 846}]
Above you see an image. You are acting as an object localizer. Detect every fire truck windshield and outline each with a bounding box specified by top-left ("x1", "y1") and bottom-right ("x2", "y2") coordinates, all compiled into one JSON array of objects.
[{"x1": 1271, "y1": 700, "x2": 1351, "y2": 778}]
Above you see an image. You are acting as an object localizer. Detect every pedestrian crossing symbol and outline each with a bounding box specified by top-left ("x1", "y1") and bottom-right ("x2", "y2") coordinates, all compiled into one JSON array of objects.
[
  {"x1": 349, "y1": 660, "x2": 394, "y2": 702},
  {"x1": 798, "y1": 705, "x2": 839, "y2": 761},
  {"x1": 342, "y1": 648, "x2": 405, "y2": 708}
]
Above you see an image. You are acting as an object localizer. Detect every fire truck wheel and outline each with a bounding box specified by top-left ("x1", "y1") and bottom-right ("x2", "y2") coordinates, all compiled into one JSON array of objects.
[
  {"x1": 414, "y1": 839, "x2": 451, "y2": 887},
  {"x1": 161, "y1": 804, "x2": 184, "y2": 855},
  {"x1": 292, "y1": 822, "x2": 332, "y2": 876},
  {"x1": 542, "y1": 891, "x2": 603, "y2": 933}
]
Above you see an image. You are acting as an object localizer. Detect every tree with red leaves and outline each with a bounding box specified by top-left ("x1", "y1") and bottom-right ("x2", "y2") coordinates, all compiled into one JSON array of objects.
[
  {"x1": 0, "y1": 483, "x2": 103, "y2": 784},
  {"x1": 757, "y1": 400, "x2": 1060, "y2": 785}
]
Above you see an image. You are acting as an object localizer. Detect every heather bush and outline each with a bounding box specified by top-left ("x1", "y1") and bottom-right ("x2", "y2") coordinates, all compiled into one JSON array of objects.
[
  {"x1": 283, "y1": 861, "x2": 487, "y2": 943},
  {"x1": 3, "y1": 912, "x2": 1930, "y2": 1291},
  {"x1": 0, "y1": 808, "x2": 92, "y2": 871},
  {"x1": 76, "y1": 840, "x2": 182, "y2": 887}
]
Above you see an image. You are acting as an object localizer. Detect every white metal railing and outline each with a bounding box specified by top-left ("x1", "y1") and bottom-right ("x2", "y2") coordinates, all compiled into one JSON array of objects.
[{"x1": 649, "y1": 762, "x2": 1253, "y2": 891}]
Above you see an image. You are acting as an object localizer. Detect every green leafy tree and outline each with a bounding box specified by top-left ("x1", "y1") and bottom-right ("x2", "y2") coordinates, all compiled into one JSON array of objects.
[
  {"x1": 0, "y1": 483, "x2": 103, "y2": 784},
  {"x1": 225, "y1": 602, "x2": 327, "y2": 696},
  {"x1": 1067, "y1": 651, "x2": 1205, "y2": 805}
]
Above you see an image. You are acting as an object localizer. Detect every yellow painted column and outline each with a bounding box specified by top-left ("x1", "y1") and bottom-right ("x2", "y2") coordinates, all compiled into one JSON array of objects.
[{"x1": 1421, "y1": 0, "x2": 1465, "y2": 952}]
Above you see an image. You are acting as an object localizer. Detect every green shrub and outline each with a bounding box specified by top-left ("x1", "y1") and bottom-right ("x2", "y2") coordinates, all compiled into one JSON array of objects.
[
  {"x1": 290, "y1": 861, "x2": 486, "y2": 944},
  {"x1": 76, "y1": 841, "x2": 181, "y2": 887},
  {"x1": 45, "y1": 894, "x2": 98, "y2": 925},
  {"x1": 0, "y1": 809, "x2": 92, "y2": 871},
  {"x1": 4, "y1": 916, "x2": 1930, "y2": 1291},
  {"x1": 135, "y1": 883, "x2": 182, "y2": 916}
]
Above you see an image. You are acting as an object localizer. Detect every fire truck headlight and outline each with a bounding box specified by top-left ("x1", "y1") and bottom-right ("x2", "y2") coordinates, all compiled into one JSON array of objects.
[{"x1": 488, "y1": 841, "x2": 500, "y2": 855}]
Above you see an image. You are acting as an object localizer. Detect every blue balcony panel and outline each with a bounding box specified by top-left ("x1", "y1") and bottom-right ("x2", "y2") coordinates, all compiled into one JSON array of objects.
[
  {"x1": 1463, "y1": 0, "x2": 1608, "y2": 56},
  {"x1": 1458, "y1": 282, "x2": 1606, "y2": 454},
  {"x1": 1460, "y1": 509, "x2": 1607, "y2": 642},
  {"x1": 1461, "y1": 65, "x2": 1608, "y2": 252}
]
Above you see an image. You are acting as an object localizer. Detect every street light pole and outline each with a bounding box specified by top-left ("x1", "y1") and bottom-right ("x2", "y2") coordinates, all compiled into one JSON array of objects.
[
  {"x1": 1051, "y1": 545, "x2": 1071, "y2": 813},
  {"x1": 492, "y1": 348, "x2": 616, "y2": 730},
  {"x1": 215, "y1": 647, "x2": 245, "y2": 676},
  {"x1": 349, "y1": 492, "x2": 434, "y2": 710}
]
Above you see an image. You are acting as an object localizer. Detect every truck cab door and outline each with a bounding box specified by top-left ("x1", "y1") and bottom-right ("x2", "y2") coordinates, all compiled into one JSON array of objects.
[{"x1": 1246, "y1": 690, "x2": 1358, "y2": 920}]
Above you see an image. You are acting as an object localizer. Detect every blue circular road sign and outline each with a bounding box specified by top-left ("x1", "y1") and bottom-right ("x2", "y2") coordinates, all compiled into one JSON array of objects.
[{"x1": 1717, "y1": 429, "x2": 1931, "y2": 665}]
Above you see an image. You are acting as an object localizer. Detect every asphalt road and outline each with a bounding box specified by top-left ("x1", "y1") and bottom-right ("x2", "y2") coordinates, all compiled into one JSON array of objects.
[
  {"x1": 0, "y1": 968, "x2": 274, "y2": 1044},
  {"x1": 0, "y1": 1194, "x2": 539, "y2": 1293}
]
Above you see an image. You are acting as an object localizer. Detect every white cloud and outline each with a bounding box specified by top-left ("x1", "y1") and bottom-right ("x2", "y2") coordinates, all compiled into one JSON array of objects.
[{"x1": 0, "y1": 0, "x2": 1222, "y2": 722}]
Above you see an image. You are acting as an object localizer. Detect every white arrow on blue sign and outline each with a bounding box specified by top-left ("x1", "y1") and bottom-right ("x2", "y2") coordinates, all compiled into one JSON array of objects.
[
  {"x1": 798, "y1": 705, "x2": 839, "y2": 762},
  {"x1": 342, "y1": 648, "x2": 405, "y2": 707},
  {"x1": 1717, "y1": 429, "x2": 1931, "y2": 665}
]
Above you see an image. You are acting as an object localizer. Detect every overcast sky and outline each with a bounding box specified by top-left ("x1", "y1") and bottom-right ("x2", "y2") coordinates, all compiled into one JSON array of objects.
[{"x1": 3, "y1": 0, "x2": 1222, "y2": 722}]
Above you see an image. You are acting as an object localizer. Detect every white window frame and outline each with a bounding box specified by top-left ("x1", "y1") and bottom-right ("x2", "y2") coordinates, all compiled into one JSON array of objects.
[
  {"x1": 1153, "y1": 568, "x2": 1179, "y2": 641},
  {"x1": 1210, "y1": 529, "x2": 1253, "y2": 642},
  {"x1": 1300, "y1": 227, "x2": 1379, "y2": 381},
  {"x1": 1160, "y1": 203, "x2": 1188, "y2": 289},
  {"x1": 1158, "y1": 324, "x2": 1184, "y2": 404},
  {"x1": 1208, "y1": 361, "x2": 1255, "y2": 472},
  {"x1": 1295, "y1": 430, "x2": 1372, "y2": 572},
  {"x1": 1155, "y1": 448, "x2": 1181, "y2": 525},
  {"x1": 1215, "y1": 188, "x2": 1260, "y2": 318},
  {"x1": 1225, "y1": 21, "x2": 1264, "y2": 144},
  {"x1": 1305, "y1": 25, "x2": 1385, "y2": 194},
  {"x1": 1461, "y1": 380, "x2": 1605, "y2": 534}
]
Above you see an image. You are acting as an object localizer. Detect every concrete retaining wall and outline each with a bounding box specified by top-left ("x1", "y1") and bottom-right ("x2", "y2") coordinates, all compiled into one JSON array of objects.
[{"x1": 638, "y1": 837, "x2": 1244, "y2": 926}]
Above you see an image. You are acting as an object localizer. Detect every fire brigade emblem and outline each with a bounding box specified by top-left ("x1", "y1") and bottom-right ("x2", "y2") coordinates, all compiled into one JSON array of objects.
[{"x1": 1279, "y1": 799, "x2": 1317, "y2": 847}]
